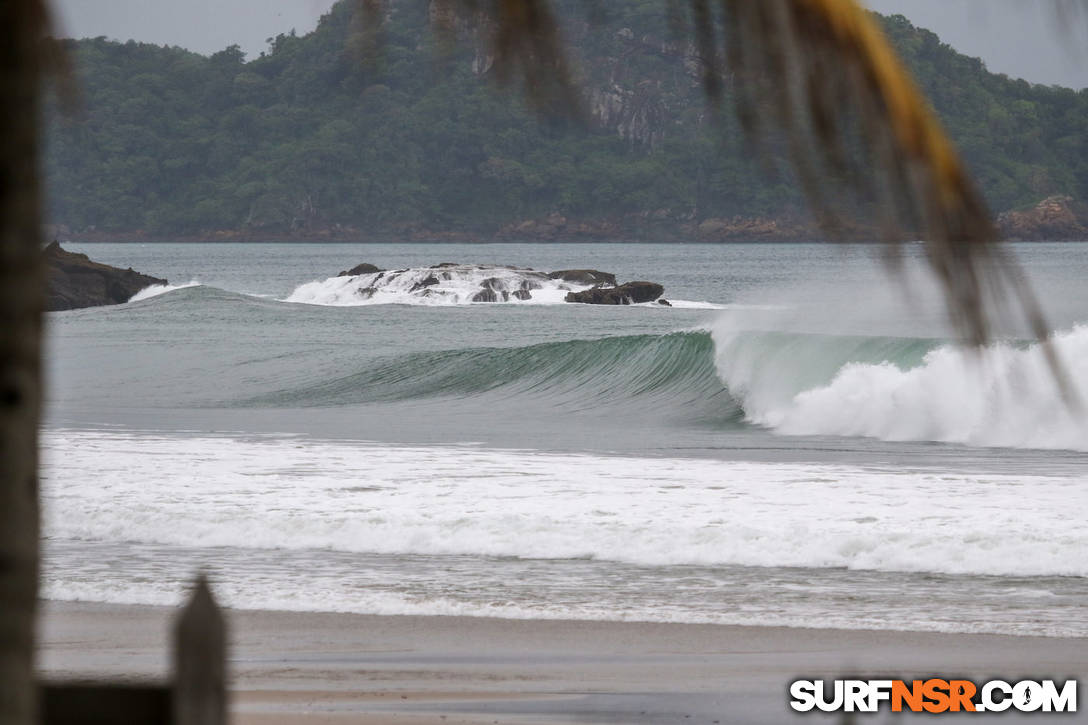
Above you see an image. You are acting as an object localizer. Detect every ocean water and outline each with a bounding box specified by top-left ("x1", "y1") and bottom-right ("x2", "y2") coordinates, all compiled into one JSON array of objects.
[{"x1": 43, "y1": 242, "x2": 1088, "y2": 636}]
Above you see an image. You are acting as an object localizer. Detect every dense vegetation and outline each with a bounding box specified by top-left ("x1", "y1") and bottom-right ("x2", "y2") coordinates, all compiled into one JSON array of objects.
[{"x1": 43, "y1": 0, "x2": 1088, "y2": 238}]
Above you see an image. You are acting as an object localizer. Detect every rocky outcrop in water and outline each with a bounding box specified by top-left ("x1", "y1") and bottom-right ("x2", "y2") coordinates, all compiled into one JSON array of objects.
[
  {"x1": 565, "y1": 281, "x2": 664, "y2": 305},
  {"x1": 471, "y1": 275, "x2": 543, "y2": 302},
  {"x1": 309, "y1": 262, "x2": 667, "y2": 305},
  {"x1": 548, "y1": 269, "x2": 618, "y2": 286},
  {"x1": 338, "y1": 262, "x2": 383, "y2": 277},
  {"x1": 45, "y1": 242, "x2": 167, "y2": 311},
  {"x1": 997, "y1": 196, "x2": 1088, "y2": 241}
]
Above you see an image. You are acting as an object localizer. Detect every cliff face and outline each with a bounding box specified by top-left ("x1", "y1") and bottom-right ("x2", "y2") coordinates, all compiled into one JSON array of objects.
[
  {"x1": 432, "y1": 1, "x2": 701, "y2": 150},
  {"x1": 45, "y1": 242, "x2": 167, "y2": 311},
  {"x1": 580, "y1": 29, "x2": 701, "y2": 149},
  {"x1": 997, "y1": 196, "x2": 1088, "y2": 241}
]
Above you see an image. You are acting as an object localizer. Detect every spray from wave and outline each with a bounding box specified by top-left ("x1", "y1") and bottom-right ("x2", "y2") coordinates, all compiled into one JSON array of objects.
[{"x1": 714, "y1": 324, "x2": 1088, "y2": 451}]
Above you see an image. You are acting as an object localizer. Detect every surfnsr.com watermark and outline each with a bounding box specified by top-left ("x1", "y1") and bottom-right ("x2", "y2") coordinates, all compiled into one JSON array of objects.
[{"x1": 790, "y1": 679, "x2": 1077, "y2": 714}]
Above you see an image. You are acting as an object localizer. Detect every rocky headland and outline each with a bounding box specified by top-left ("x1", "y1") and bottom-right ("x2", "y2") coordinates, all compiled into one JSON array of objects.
[
  {"x1": 45, "y1": 242, "x2": 167, "y2": 311},
  {"x1": 997, "y1": 196, "x2": 1088, "y2": 241}
]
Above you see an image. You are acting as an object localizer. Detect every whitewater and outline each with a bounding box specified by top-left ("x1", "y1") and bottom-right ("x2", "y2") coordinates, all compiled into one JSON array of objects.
[
  {"x1": 42, "y1": 241, "x2": 1088, "y2": 636},
  {"x1": 714, "y1": 325, "x2": 1088, "y2": 452},
  {"x1": 285, "y1": 262, "x2": 723, "y2": 308},
  {"x1": 43, "y1": 429, "x2": 1088, "y2": 577}
]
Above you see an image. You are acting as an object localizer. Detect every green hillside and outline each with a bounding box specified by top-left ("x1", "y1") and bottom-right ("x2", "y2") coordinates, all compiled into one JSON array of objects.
[{"x1": 43, "y1": 0, "x2": 1087, "y2": 239}]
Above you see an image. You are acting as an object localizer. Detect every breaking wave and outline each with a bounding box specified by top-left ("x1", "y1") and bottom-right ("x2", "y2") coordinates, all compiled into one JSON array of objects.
[
  {"x1": 247, "y1": 330, "x2": 737, "y2": 423},
  {"x1": 117, "y1": 275, "x2": 1088, "y2": 452},
  {"x1": 245, "y1": 320, "x2": 1088, "y2": 451},
  {"x1": 715, "y1": 325, "x2": 1088, "y2": 451}
]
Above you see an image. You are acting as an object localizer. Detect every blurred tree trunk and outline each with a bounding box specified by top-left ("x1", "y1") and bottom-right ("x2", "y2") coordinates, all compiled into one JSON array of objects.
[{"x1": 0, "y1": 1, "x2": 46, "y2": 724}]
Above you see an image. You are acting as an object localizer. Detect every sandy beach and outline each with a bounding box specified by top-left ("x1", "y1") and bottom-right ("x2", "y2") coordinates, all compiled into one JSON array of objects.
[{"x1": 37, "y1": 602, "x2": 1087, "y2": 724}]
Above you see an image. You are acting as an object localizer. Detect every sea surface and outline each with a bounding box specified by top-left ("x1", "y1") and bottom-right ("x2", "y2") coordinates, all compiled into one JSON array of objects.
[{"x1": 43, "y1": 242, "x2": 1088, "y2": 636}]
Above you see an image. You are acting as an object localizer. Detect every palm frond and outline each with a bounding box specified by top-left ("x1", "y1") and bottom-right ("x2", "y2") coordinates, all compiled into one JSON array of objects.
[
  {"x1": 355, "y1": 0, "x2": 1075, "y2": 394},
  {"x1": 716, "y1": 0, "x2": 1073, "y2": 396}
]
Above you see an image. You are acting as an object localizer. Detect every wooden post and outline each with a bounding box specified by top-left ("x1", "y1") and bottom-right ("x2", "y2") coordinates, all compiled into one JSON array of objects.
[
  {"x1": 40, "y1": 683, "x2": 171, "y2": 725},
  {"x1": 173, "y1": 575, "x2": 226, "y2": 725},
  {"x1": 0, "y1": 3, "x2": 48, "y2": 725}
]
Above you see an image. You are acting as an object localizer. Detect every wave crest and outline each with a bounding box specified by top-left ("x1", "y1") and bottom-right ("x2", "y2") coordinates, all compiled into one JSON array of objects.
[
  {"x1": 248, "y1": 331, "x2": 737, "y2": 423},
  {"x1": 715, "y1": 325, "x2": 1088, "y2": 451}
]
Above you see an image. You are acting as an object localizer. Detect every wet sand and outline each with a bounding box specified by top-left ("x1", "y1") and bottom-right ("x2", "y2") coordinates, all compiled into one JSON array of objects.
[{"x1": 38, "y1": 602, "x2": 1087, "y2": 724}]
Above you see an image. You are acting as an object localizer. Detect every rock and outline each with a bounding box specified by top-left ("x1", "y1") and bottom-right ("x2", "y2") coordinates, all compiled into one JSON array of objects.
[
  {"x1": 338, "y1": 262, "x2": 382, "y2": 277},
  {"x1": 997, "y1": 196, "x2": 1088, "y2": 241},
  {"x1": 409, "y1": 275, "x2": 440, "y2": 292},
  {"x1": 657, "y1": 299, "x2": 672, "y2": 307},
  {"x1": 547, "y1": 269, "x2": 618, "y2": 287},
  {"x1": 45, "y1": 241, "x2": 167, "y2": 311},
  {"x1": 472, "y1": 277, "x2": 510, "y2": 303},
  {"x1": 565, "y1": 281, "x2": 664, "y2": 305},
  {"x1": 697, "y1": 218, "x2": 733, "y2": 236},
  {"x1": 472, "y1": 289, "x2": 503, "y2": 302},
  {"x1": 319, "y1": 261, "x2": 665, "y2": 306}
]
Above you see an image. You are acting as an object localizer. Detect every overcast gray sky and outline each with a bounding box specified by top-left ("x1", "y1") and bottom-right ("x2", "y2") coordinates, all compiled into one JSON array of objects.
[
  {"x1": 866, "y1": 0, "x2": 1087, "y2": 88},
  {"x1": 51, "y1": 0, "x2": 1088, "y2": 89}
]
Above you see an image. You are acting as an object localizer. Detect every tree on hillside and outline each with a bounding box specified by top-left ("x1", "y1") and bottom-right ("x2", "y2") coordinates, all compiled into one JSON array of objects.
[
  {"x1": 0, "y1": 2, "x2": 1079, "y2": 723},
  {"x1": 43, "y1": 6, "x2": 1087, "y2": 240}
]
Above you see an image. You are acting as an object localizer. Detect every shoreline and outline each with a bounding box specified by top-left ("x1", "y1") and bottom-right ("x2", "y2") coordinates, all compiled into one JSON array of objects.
[{"x1": 39, "y1": 601, "x2": 1088, "y2": 724}]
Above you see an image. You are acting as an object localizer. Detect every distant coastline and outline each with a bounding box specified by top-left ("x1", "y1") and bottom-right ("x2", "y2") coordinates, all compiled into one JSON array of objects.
[
  {"x1": 47, "y1": 191, "x2": 1088, "y2": 245},
  {"x1": 44, "y1": 7, "x2": 1087, "y2": 247}
]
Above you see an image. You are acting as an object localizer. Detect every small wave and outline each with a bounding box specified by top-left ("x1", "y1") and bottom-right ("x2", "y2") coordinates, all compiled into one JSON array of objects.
[
  {"x1": 39, "y1": 576, "x2": 1083, "y2": 637},
  {"x1": 715, "y1": 325, "x2": 1088, "y2": 451},
  {"x1": 129, "y1": 280, "x2": 201, "y2": 302}
]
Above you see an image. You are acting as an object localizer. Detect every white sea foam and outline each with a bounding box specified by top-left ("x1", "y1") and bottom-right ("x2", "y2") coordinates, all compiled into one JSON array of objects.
[
  {"x1": 714, "y1": 325, "x2": 1088, "y2": 451},
  {"x1": 655, "y1": 299, "x2": 724, "y2": 310},
  {"x1": 129, "y1": 280, "x2": 201, "y2": 302},
  {"x1": 284, "y1": 264, "x2": 710, "y2": 308},
  {"x1": 286, "y1": 265, "x2": 589, "y2": 306},
  {"x1": 41, "y1": 429, "x2": 1088, "y2": 578}
]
